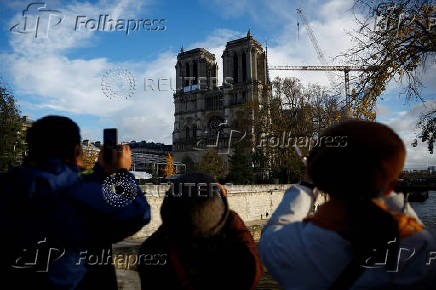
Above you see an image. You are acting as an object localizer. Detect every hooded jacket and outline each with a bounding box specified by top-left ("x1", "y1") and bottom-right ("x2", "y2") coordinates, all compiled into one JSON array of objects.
[{"x1": 0, "y1": 158, "x2": 150, "y2": 289}]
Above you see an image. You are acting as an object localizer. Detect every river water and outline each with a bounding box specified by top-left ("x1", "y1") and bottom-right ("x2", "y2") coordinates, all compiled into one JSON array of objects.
[{"x1": 410, "y1": 191, "x2": 436, "y2": 236}]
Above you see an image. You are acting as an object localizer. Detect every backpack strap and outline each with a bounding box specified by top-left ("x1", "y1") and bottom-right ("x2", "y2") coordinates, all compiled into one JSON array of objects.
[
  {"x1": 329, "y1": 235, "x2": 400, "y2": 290},
  {"x1": 168, "y1": 244, "x2": 195, "y2": 290}
]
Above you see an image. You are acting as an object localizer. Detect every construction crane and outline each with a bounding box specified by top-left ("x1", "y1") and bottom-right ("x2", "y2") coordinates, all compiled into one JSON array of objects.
[
  {"x1": 296, "y1": 8, "x2": 338, "y2": 91},
  {"x1": 268, "y1": 8, "x2": 366, "y2": 108},
  {"x1": 268, "y1": 65, "x2": 365, "y2": 107}
]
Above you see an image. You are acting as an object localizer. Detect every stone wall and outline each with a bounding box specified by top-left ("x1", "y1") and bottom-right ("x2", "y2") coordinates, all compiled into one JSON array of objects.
[{"x1": 130, "y1": 184, "x2": 291, "y2": 238}]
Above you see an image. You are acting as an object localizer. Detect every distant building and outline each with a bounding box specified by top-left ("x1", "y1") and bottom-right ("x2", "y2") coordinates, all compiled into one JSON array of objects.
[
  {"x1": 21, "y1": 116, "x2": 34, "y2": 131},
  {"x1": 172, "y1": 30, "x2": 271, "y2": 168},
  {"x1": 81, "y1": 140, "x2": 101, "y2": 153},
  {"x1": 125, "y1": 141, "x2": 184, "y2": 177},
  {"x1": 428, "y1": 166, "x2": 436, "y2": 173},
  {"x1": 128, "y1": 141, "x2": 172, "y2": 155}
]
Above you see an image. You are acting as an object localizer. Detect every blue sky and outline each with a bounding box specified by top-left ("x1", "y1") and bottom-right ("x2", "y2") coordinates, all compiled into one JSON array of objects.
[{"x1": 0, "y1": 0, "x2": 435, "y2": 169}]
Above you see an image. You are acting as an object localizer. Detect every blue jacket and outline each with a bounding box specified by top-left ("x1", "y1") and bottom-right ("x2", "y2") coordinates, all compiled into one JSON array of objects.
[{"x1": 0, "y1": 158, "x2": 151, "y2": 289}]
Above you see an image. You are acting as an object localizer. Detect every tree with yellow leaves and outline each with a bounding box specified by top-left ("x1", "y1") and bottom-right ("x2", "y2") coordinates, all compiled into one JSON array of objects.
[
  {"x1": 80, "y1": 145, "x2": 99, "y2": 170},
  {"x1": 342, "y1": 0, "x2": 435, "y2": 150},
  {"x1": 243, "y1": 77, "x2": 345, "y2": 183},
  {"x1": 162, "y1": 153, "x2": 175, "y2": 178}
]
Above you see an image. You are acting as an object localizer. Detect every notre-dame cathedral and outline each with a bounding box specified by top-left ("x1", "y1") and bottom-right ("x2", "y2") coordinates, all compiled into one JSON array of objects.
[{"x1": 172, "y1": 30, "x2": 271, "y2": 167}]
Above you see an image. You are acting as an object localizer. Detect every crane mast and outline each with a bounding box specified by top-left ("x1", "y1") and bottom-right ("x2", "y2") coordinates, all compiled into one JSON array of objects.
[
  {"x1": 267, "y1": 8, "x2": 366, "y2": 108},
  {"x1": 296, "y1": 8, "x2": 338, "y2": 92}
]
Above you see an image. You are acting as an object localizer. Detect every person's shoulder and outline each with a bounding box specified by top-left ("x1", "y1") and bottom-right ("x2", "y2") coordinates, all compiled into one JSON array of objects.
[
  {"x1": 227, "y1": 210, "x2": 247, "y2": 229},
  {"x1": 260, "y1": 221, "x2": 350, "y2": 264},
  {"x1": 401, "y1": 229, "x2": 436, "y2": 250}
]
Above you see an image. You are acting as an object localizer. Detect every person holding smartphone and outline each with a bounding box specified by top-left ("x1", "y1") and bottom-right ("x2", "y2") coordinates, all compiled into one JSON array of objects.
[{"x1": 0, "y1": 116, "x2": 151, "y2": 289}]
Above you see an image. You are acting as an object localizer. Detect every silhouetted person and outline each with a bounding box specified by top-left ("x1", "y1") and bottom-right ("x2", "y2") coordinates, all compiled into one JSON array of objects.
[
  {"x1": 137, "y1": 173, "x2": 263, "y2": 290},
  {"x1": 259, "y1": 120, "x2": 436, "y2": 289},
  {"x1": 0, "y1": 116, "x2": 150, "y2": 289}
]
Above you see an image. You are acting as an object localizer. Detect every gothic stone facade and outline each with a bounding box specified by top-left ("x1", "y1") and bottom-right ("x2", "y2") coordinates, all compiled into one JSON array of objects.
[{"x1": 172, "y1": 31, "x2": 270, "y2": 167}]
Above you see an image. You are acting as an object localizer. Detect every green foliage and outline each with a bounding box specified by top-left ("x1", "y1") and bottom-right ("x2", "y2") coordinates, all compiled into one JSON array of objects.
[
  {"x1": 199, "y1": 148, "x2": 227, "y2": 180},
  {"x1": 227, "y1": 142, "x2": 254, "y2": 184},
  {"x1": 0, "y1": 83, "x2": 24, "y2": 172},
  {"x1": 182, "y1": 156, "x2": 199, "y2": 173}
]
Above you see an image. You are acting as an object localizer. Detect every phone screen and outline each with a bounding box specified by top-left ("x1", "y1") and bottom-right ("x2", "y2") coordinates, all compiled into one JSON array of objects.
[
  {"x1": 104, "y1": 128, "x2": 118, "y2": 147},
  {"x1": 103, "y1": 128, "x2": 118, "y2": 162}
]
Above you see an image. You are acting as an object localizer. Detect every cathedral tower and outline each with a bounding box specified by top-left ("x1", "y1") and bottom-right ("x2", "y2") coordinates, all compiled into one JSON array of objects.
[{"x1": 172, "y1": 31, "x2": 271, "y2": 168}]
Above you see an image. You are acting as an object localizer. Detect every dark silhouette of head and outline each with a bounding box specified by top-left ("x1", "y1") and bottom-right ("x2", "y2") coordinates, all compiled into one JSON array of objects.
[
  {"x1": 307, "y1": 120, "x2": 405, "y2": 201},
  {"x1": 26, "y1": 115, "x2": 81, "y2": 165},
  {"x1": 160, "y1": 173, "x2": 229, "y2": 239},
  {"x1": 307, "y1": 120, "x2": 405, "y2": 268}
]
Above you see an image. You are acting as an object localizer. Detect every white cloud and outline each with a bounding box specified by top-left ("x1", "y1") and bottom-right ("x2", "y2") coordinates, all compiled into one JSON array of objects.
[
  {"x1": 267, "y1": 0, "x2": 360, "y2": 97},
  {"x1": 3, "y1": 2, "x2": 242, "y2": 144},
  {"x1": 113, "y1": 51, "x2": 176, "y2": 143},
  {"x1": 3, "y1": 0, "x2": 165, "y2": 136},
  {"x1": 4, "y1": 0, "x2": 435, "y2": 168},
  {"x1": 4, "y1": 54, "x2": 124, "y2": 115},
  {"x1": 381, "y1": 100, "x2": 436, "y2": 169}
]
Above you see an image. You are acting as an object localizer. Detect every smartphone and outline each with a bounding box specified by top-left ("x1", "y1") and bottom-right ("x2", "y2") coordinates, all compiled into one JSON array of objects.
[{"x1": 103, "y1": 128, "x2": 118, "y2": 163}]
